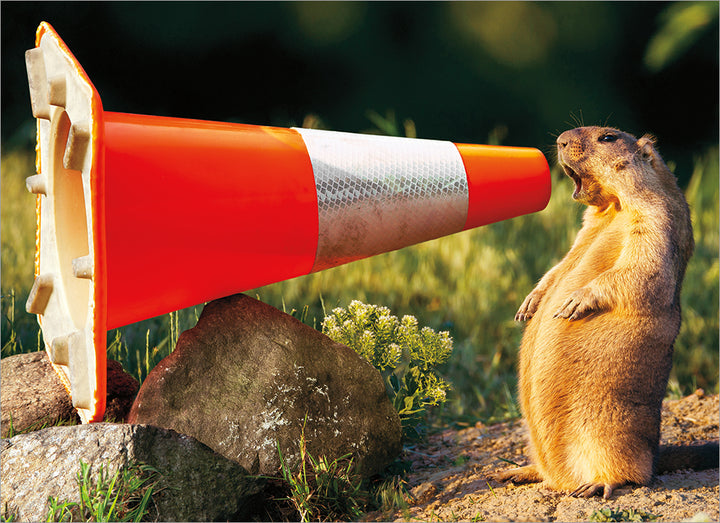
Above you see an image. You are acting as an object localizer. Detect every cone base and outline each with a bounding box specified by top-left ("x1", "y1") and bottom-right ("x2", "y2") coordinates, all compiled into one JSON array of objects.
[{"x1": 27, "y1": 21, "x2": 106, "y2": 423}]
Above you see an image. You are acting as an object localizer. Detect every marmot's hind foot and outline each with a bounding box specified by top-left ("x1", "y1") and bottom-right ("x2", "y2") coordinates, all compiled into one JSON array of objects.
[
  {"x1": 492, "y1": 465, "x2": 543, "y2": 485},
  {"x1": 570, "y1": 482, "x2": 621, "y2": 499}
]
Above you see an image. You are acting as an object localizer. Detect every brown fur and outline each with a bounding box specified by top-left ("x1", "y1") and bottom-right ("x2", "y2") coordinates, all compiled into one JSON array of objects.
[{"x1": 494, "y1": 126, "x2": 706, "y2": 499}]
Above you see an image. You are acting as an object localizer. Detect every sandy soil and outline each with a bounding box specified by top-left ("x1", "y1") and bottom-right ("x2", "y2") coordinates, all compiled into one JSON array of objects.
[{"x1": 367, "y1": 391, "x2": 719, "y2": 522}]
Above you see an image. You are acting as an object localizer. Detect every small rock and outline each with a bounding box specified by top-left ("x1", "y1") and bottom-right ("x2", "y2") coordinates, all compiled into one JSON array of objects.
[
  {"x1": 0, "y1": 352, "x2": 140, "y2": 436},
  {"x1": 1, "y1": 423, "x2": 262, "y2": 522},
  {"x1": 411, "y1": 482, "x2": 438, "y2": 504},
  {"x1": 1, "y1": 351, "x2": 78, "y2": 435},
  {"x1": 105, "y1": 360, "x2": 140, "y2": 422},
  {"x1": 685, "y1": 511, "x2": 713, "y2": 522},
  {"x1": 128, "y1": 293, "x2": 402, "y2": 478}
]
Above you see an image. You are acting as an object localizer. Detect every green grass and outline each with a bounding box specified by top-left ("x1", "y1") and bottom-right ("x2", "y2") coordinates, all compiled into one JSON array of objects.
[
  {"x1": 589, "y1": 507, "x2": 659, "y2": 522},
  {"x1": 2, "y1": 413, "x2": 77, "y2": 439},
  {"x1": 2, "y1": 139, "x2": 718, "y2": 424},
  {"x1": 47, "y1": 460, "x2": 157, "y2": 522},
  {"x1": 1, "y1": 150, "x2": 40, "y2": 356},
  {"x1": 274, "y1": 424, "x2": 367, "y2": 522},
  {"x1": 263, "y1": 417, "x2": 412, "y2": 522},
  {"x1": 1, "y1": 460, "x2": 158, "y2": 522}
]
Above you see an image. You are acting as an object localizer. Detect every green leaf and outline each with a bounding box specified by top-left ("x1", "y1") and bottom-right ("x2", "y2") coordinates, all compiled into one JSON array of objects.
[{"x1": 644, "y1": 2, "x2": 718, "y2": 72}]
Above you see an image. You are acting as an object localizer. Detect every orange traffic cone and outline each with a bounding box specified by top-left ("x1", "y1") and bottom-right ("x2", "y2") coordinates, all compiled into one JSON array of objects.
[{"x1": 24, "y1": 22, "x2": 551, "y2": 422}]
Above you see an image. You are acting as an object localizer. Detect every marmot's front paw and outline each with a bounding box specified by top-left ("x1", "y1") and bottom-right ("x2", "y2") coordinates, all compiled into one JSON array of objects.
[
  {"x1": 515, "y1": 290, "x2": 543, "y2": 321},
  {"x1": 554, "y1": 287, "x2": 600, "y2": 320}
]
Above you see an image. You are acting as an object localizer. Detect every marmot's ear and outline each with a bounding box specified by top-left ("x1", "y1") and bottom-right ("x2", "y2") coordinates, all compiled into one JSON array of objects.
[{"x1": 638, "y1": 134, "x2": 657, "y2": 163}]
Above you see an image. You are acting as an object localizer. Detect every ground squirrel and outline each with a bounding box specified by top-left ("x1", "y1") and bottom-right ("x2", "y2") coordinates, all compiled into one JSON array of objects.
[{"x1": 494, "y1": 126, "x2": 717, "y2": 499}]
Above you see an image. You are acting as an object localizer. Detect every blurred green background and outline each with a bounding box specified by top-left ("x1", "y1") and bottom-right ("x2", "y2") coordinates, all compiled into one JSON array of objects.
[
  {"x1": 3, "y1": 2, "x2": 718, "y2": 171},
  {"x1": 2, "y1": 2, "x2": 718, "y2": 424}
]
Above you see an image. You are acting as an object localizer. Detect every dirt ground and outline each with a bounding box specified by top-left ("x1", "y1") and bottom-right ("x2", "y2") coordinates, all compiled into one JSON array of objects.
[{"x1": 367, "y1": 391, "x2": 719, "y2": 522}]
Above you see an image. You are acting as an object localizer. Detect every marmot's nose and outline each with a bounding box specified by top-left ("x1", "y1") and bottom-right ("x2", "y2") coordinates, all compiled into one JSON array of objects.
[{"x1": 556, "y1": 132, "x2": 570, "y2": 149}]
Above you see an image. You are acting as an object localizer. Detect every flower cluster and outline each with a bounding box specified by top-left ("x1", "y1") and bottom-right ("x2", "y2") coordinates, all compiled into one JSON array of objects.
[{"x1": 322, "y1": 300, "x2": 453, "y2": 439}]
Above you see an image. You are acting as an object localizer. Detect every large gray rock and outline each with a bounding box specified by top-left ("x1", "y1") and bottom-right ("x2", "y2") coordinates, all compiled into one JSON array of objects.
[
  {"x1": 1, "y1": 352, "x2": 140, "y2": 436},
  {"x1": 1, "y1": 423, "x2": 262, "y2": 522},
  {"x1": 128, "y1": 293, "x2": 401, "y2": 478}
]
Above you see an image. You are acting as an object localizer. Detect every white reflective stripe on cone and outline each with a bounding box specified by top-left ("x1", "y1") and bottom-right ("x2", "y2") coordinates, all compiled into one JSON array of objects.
[{"x1": 293, "y1": 127, "x2": 469, "y2": 272}]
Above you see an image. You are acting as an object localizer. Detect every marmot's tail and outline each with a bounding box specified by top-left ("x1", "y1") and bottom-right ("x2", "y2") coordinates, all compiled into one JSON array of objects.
[{"x1": 656, "y1": 442, "x2": 719, "y2": 474}]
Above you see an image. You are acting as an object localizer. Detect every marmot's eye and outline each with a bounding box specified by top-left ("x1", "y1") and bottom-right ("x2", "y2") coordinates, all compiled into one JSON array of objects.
[{"x1": 599, "y1": 134, "x2": 618, "y2": 143}]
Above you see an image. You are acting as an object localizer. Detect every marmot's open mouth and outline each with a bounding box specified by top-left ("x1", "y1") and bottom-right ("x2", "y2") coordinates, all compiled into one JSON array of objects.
[{"x1": 562, "y1": 164, "x2": 583, "y2": 198}]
